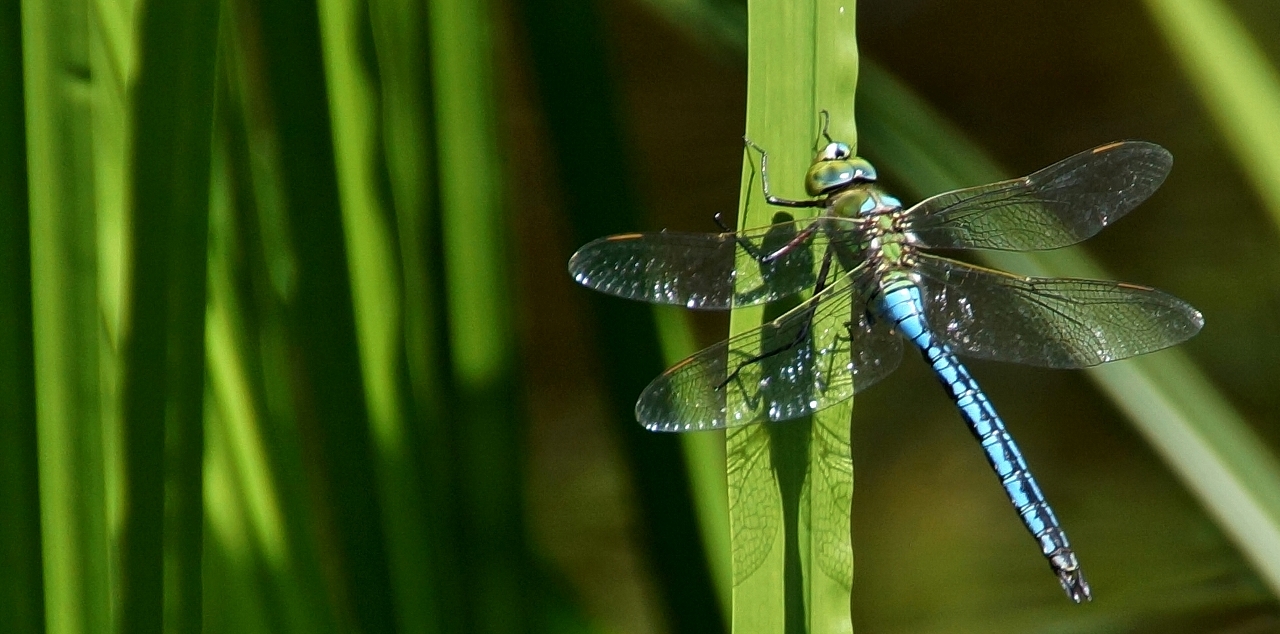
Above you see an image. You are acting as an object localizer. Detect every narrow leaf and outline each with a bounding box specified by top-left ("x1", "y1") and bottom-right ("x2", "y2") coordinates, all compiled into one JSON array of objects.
[
  {"x1": 732, "y1": 0, "x2": 858, "y2": 631},
  {"x1": 23, "y1": 0, "x2": 111, "y2": 629}
]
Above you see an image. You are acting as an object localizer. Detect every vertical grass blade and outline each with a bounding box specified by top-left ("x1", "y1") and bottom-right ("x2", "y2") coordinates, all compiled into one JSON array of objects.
[
  {"x1": 807, "y1": 6, "x2": 857, "y2": 633},
  {"x1": 114, "y1": 2, "x2": 220, "y2": 633},
  {"x1": 205, "y1": 128, "x2": 339, "y2": 634},
  {"x1": 255, "y1": 0, "x2": 397, "y2": 629},
  {"x1": 730, "y1": 1, "x2": 858, "y2": 632},
  {"x1": 860, "y1": 59, "x2": 1280, "y2": 602},
  {"x1": 427, "y1": 0, "x2": 539, "y2": 629},
  {"x1": 0, "y1": 0, "x2": 44, "y2": 630},
  {"x1": 22, "y1": 0, "x2": 112, "y2": 630},
  {"x1": 367, "y1": 0, "x2": 467, "y2": 629},
  {"x1": 515, "y1": 0, "x2": 726, "y2": 630},
  {"x1": 207, "y1": 12, "x2": 346, "y2": 630},
  {"x1": 1142, "y1": 0, "x2": 1280, "y2": 232},
  {"x1": 315, "y1": 0, "x2": 445, "y2": 630}
]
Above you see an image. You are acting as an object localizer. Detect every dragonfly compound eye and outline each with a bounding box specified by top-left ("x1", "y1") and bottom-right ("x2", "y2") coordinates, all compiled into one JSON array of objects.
[
  {"x1": 847, "y1": 158, "x2": 877, "y2": 182},
  {"x1": 817, "y1": 142, "x2": 852, "y2": 161},
  {"x1": 805, "y1": 154, "x2": 879, "y2": 196}
]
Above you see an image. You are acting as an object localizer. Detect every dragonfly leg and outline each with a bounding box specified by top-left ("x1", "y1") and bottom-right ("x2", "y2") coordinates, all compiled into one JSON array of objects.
[
  {"x1": 717, "y1": 248, "x2": 836, "y2": 394},
  {"x1": 814, "y1": 319, "x2": 860, "y2": 393},
  {"x1": 717, "y1": 210, "x2": 823, "y2": 266},
  {"x1": 817, "y1": 109, "x2": 834, "y2": 146},
  {"x1": 716, "y1": 305, "x2": 816, "y2": 394},
  {"x1": 712, "y1": 212, "x2": 733, "y2": 232},
  {"x1": 760, "y1": 224, "x2": 823, "y2": 264},
  {"x1": 744, "y1": 138, "x2": 825, "y2": 209},
  {"x1": 713, "y1": 212, "x2": 774, "y2": 262},
  {"x1": 722, "y1": 358, "x2": 763, "y2": 412}
]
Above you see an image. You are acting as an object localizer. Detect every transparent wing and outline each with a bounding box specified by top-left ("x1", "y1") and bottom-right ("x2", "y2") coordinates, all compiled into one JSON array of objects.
[
  {"x1": 726, "y1": 424, "x2": 778, "y2": 585},
  {"x1": 811, "y1": 414, "x2": 853, "y2": 590},
  {"x1": 636, "y1": 268, "x2": 903, "y2": 431},
  {"x1": 903, "y1": 141, "x2": 1172, "y2": 251},
  {"x1": 913, "y1": 254, "x2": 1204, "y2": 368},
  {"x1": 568, "y1": 217, "x2": 864, "y2": 310}
]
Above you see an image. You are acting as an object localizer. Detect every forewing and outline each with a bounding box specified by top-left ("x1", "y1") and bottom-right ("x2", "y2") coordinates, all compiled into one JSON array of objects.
[
  {"x1": 904, "y1": 141, "x2": 1172, "y2": 251},
  {"x1": 913, "y1": 254, "x2": 1204, "y2": 368},
  {"x1": 568, "y1": 218, "x2": 862, "y2": 309},
  {"x1": 636, "y1": 269, "x2": 903, "y2": 431}
]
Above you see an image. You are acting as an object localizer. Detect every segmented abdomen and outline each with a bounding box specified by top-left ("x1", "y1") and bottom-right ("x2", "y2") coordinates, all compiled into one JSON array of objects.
[{"x1": 874, "y1": 276, "x2": 1089, "y2": 601}]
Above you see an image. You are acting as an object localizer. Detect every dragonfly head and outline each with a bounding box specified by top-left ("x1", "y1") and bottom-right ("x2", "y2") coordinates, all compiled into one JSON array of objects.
[{"x1": 805, "y1": 142, "x2": 878, "y2": 196}]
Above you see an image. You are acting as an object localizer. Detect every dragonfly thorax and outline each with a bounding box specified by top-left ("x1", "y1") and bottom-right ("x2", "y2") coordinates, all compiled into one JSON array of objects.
[
  {"x1": 805, "y1": 143, "x2": 878, "y2": 196},
  {"x1": 829, "y1": 186, "x2": 903, "y2": 219},
  {"x1": 826, "y1": 185, "x2": 914, "y2": 275}
]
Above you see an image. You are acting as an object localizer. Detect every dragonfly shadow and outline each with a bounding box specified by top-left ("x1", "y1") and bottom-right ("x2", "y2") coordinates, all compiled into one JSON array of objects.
[{"x1": 726, "y1": 212, "x2": 854, "y2": 632}]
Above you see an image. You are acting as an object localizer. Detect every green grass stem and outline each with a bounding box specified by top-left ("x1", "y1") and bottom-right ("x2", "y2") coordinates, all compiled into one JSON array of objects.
[
  {"x1": 23, "y1": 0, "x2": 112, "y2": 630},
  {"x1": 730, "y1": 1, "x2": 858, "y2": 632},
  {"x1": 255, "y1": 0, "x2": 398, "y2": 629},
  {"x1": 316, "y1": 0, "x2": 448, "y2": 631}
]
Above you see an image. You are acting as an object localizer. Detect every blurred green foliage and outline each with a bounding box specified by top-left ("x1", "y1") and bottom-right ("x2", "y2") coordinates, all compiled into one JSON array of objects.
[{"x1": 3, "y1": 0, "x2": 1280, "y2": 633}]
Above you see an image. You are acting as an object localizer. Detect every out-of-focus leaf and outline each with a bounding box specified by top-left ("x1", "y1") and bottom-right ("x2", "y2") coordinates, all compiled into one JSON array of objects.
[
  {"x1": 1143, "y1": 0, "x2": 1280, "y2": 233},
  {"x1": 429, "y1": 0, "x2": 537, "y2": 629},
  {"x1": 0, "y1": 0, "x2": 43, "y2": 630},
  {"x1": 257, "y1": 0, "x2": 398, "y2": 628},
  {"x1": 23, "y1": 0, "x2": 111, "y2": 630},
  {"x1": 115, "y1": 1, "x2": 219, "y2": 632},
  {"x1": 316, "y1": 0, "x2": 448, "y2": 631},
  {"x1": 516, "y1": 0, "x2": 728, "y2": 630}
]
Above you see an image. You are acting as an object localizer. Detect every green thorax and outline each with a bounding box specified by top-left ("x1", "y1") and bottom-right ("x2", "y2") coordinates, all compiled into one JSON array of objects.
[{"x1": 827, "y1": 185, "x2": 912, "y2": 267}]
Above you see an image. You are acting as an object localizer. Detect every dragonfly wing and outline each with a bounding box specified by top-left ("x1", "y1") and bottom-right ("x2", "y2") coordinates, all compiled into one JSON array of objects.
[
  {"x1": 913, "y1": 254, "x2": 1204, "y2": 368},
  {"x1": 568, "y1": 217, "x2": 862, "y2": 309},
  {"x1": 636, "y1": 268, "x2": 903, "y2": 430},
  {"x1": 725, "y1": 423, "x2": 779, "y2": 583},
  {"x1": 903, "y1": 141, "x2": 1172, "y2": 251}
]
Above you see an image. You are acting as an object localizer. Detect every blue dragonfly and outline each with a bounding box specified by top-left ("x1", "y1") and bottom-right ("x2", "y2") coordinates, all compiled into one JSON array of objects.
[{"x1": 568, "y1": 134, "x2": 1204, "y2": 603}]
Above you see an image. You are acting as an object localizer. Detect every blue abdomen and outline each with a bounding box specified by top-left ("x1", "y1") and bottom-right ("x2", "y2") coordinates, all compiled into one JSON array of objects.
[{"x1": 874, "y1": 277, "x2": 1090, "y2": 601}]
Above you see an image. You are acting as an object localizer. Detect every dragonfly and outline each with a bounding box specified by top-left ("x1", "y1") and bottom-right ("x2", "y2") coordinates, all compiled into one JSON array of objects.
[{"x1": 567, "y1": 132, "x2": 1204, "y2": 603}]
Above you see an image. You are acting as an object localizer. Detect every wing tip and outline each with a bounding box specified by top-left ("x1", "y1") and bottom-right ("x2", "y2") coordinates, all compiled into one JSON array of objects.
[{"x1": 1091, "y1": 140, "x2": 1173, "y2": 176}]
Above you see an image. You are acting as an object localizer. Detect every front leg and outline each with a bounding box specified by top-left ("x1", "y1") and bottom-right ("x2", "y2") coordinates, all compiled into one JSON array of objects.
[{"x1": 744, "y1": 138, "x2": 824, "y2": 209}]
